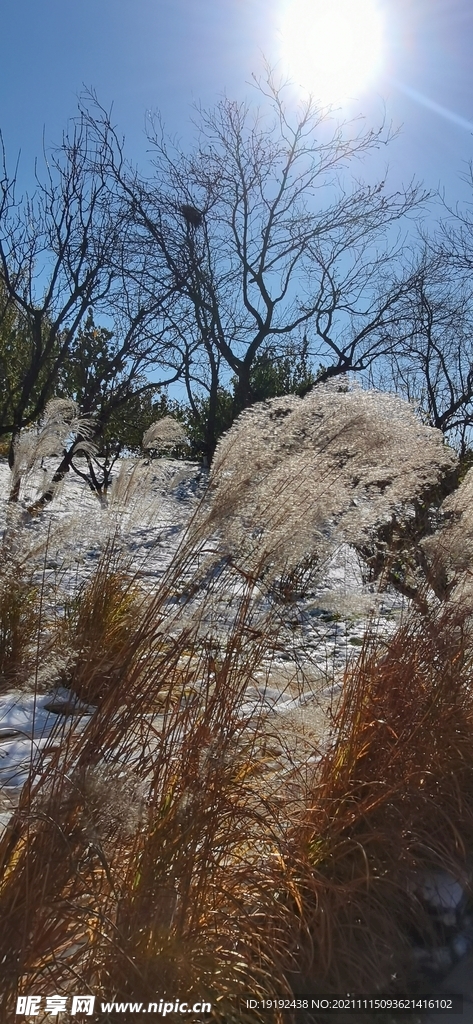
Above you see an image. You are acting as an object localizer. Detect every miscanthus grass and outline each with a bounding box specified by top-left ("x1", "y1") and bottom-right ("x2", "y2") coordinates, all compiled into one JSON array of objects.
[
  {"x1": 9, "y1": 399, "x2": 97, "y2": 506},
  {"x1": 0, "y1": 384, "x2": 471, "y2": 1022},
  {"x1": 206, "y1": 382, "x2": 458, "y2": 593}
]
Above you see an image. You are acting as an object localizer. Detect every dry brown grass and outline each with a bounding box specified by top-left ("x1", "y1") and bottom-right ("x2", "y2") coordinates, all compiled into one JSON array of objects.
[
  {"x1": 280, "y1": 603, "x2": 473, "y2": 997},
  {"x1": 61, "y1": 541, "x2": 148, "y2": 705},
  {"x1": 0, "y1": 551, "x2": 473, "y2": 1023},
  {"x1": 0, "y1": 519, "x2": 58, "y2": 693},
  {"x1": 1, "y1": 418, "x2": 473, "y2": 1020},
  {"x1": 0, "y1": 547, "x2": 293, "y2": 1021}
]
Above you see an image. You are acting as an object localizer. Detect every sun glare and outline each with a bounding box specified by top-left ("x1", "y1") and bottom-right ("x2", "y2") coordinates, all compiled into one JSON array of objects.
[{"x1": 280, "y1": 0, "x2": 384, "y2": 106}]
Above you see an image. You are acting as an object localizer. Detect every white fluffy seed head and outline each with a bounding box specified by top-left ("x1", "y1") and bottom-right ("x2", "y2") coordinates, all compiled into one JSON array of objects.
[
  {"x1": 208, "y1": 383, "x2": 458, "y2": 581},
  {"x1": 10, "y1": 399, "x2": 98, "y2": 495},
  {"x1": 142, "y1": 416, "x2": 187, "y2": 453}
]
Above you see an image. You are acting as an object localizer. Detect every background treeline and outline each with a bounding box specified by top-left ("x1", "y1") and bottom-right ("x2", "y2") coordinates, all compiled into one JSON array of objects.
[{"x1": 2, "y1": 70, "x2": 473, "y2": 491}]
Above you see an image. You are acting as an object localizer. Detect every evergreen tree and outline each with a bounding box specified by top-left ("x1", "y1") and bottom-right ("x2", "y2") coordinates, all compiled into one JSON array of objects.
[
  {"x1": 181, "y1": 338, "x2": 316, "y2": 458},
  {"x1": 0, "y1": 282, "x2": 61, "y2": 446}
]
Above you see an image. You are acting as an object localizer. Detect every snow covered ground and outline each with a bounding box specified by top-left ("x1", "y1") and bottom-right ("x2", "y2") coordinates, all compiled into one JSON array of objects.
[
  {"x1": 0, "y1": 454, "x2": 411, "y2": 847},
  {"x1": 0, "y1": 455, "x2": 408, "y2": 823}
]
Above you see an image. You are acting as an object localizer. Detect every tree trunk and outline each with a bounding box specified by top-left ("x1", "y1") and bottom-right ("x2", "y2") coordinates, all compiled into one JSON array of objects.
[{"x1": 232, "y1": 363, "x2": 252, "y2": 418}]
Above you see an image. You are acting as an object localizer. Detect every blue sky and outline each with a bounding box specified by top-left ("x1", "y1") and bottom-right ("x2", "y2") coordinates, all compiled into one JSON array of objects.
[{"x1": 1, "y1": 0, "x2": 473, "y2": 209}]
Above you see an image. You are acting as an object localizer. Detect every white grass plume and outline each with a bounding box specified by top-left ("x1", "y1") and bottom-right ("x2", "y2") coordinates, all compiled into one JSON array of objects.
[
  {"x1": 10, "y1": 398, "x2": 98, "y2": 502},
  {"x1": 207, "y1": 382, "x2": 458, "y2": 585},
  {"x1": 142, "y1": 416, "x2": 187, "y2": 454}
]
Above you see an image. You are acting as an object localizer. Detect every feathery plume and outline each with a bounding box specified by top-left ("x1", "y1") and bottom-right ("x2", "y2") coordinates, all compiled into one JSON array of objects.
[
  {"x1": 207, "y1": 383, "x2": 458, "y2": 584},
  {"x1": 142, "y1": 416, "x2": 187, "y2": 455}
]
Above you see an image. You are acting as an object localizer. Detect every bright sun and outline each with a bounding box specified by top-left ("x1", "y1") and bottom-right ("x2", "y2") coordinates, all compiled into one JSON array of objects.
[{"x1": 280, "y1": 0, "x2": 384, "y2": 105}]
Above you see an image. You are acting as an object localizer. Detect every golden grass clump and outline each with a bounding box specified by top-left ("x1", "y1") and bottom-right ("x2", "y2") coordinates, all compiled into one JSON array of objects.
[{"x1": 61, "y1": 543, "x2": 148, "y2": 704}]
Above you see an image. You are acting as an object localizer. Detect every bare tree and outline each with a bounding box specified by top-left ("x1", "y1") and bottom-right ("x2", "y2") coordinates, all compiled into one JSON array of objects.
[
  {"x1": 78, "y1": 71, "x2": 428, "y2": 459},
  {"x1": 0, "y1": 119, "x2": 121, "y2": 463},
  {"x1": 372, "y1": 254, "x2": 473, "y2": 454},
  {"x1": 389, "y1": 168, "x2": 473, "y2": 454},
  {"x1": 0, "y1": 114, "x2": 186, "y2": 497}
]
